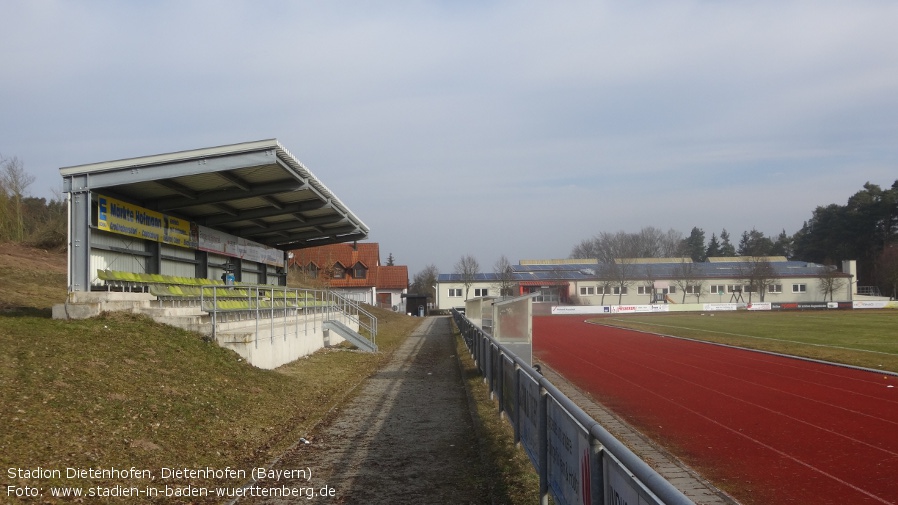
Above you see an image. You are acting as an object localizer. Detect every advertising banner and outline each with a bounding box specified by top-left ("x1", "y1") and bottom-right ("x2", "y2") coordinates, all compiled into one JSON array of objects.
[
  {"x1": 518, "y1": 374, "x2": 541, "y2": 470},
  {"x1": 97, "y1": 194, "x2": 195, "y2": 249},
  {"x1": 853, "y1": 300, "x2": 891, "y2": 309},
  {"x1": 196, "y1": 225, "x2": 283, "y2": 267},
  {"x1": 547, "y1": 397, "x2": 593, "y2": 505},
  {"x1": 610, "y1": 305, "x2": 669, "y2": 314},
  {"x1": 703, "y1": 303, "x2": 739, "y2": 311},
  {"x1": 551, "y1": 306, "x2": 609, "y2": 315},
  {"x1": 605, "y1": 451, "x2": 661, "y2": 505},
  {"x1": 97, "y1": 194, "x2": 283, "y2": 266}
]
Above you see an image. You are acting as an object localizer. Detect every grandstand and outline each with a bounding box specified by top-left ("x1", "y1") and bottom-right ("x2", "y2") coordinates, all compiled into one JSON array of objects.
[{"x1": 52, "y1": 139, "x2": 377, "y2": 368}]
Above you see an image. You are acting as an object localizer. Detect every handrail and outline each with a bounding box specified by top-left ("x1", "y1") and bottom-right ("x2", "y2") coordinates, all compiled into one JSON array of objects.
[
  {"x1": 452, "y1": 309, "x2": 694, "y2": 505},
  {"x1": 322, "y1": 290, "x2": 378, "y2": 346}
]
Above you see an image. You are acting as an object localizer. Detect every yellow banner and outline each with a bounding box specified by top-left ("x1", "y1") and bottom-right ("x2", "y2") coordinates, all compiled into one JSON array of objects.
[{"x1": 97, "y1": 195, "x2": 195, "y2": 248}]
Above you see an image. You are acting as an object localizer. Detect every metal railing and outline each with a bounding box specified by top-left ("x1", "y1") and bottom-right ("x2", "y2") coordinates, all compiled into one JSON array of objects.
[
  {"x1": 452, "y1": 309, "x2": 694, "y2": 505},
  {"x1": 197, "y1": 285, "x2": 376, "y2": 348}
]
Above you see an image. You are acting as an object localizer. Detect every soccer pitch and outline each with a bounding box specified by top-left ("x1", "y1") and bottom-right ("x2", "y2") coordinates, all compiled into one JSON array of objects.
[{"x1": 592, "y1": 310, "x2": 898, "y2": 373}]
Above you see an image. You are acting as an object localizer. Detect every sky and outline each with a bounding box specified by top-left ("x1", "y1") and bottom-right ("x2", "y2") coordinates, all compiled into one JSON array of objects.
[{"x1": 2, "y1": 1, "x2": 897, "y2": 277}]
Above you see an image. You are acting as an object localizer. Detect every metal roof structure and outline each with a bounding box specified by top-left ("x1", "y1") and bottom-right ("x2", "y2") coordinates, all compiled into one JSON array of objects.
[{"x1": 60, "y1": 139, "x2": 369, "y2": 250}]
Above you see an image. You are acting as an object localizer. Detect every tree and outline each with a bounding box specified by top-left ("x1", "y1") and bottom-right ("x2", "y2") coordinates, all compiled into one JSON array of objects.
[
  {"x1": 793, "y1": 180, "x2": 898, "y2": 288},
  {"x1": 771, "y1": 229, "x2": 794, "y2": 258},
  {"x1": 719, "y1": 229, "x2": 737, "y2": 257},
  {"x1": 608, "y1": 258, "x2": 636, "y2": 304},
  {"x1": 736, "y1": 257, "x2": 778, "y2": 303},
  {"x1": 682, "y1": 227, "x2": 706, "y2": 262},
  {"x1": 570, "y1": 227, "x2": 684, "y2": 263},
  {"x1": 410, "y1": 264, "x2": 439, "y2": 303},
  {"x1": 386, "y1": 253, "x2": 395, "y2": 266},
  {"x1": 874, "y1": 245, "x2": 898, "y2": 299},
  {"x1": 454, "y1": 254, "x2": 480, "y2": 299},
  {"x1": 705, "y1": 233, "x2": 721, "y2": 258},
  {"x1": 738, "y1": 228, "x2": 774, "y2": 257},
  {"x1": 493, "y1": 254, "x2": 515, "y2": 297},
  {"x1": 0, "y1": 155, "x2": 35, "y2": 243},
  {"x1": 672, "y1": 260, "x2": 703, "y2": 303},
  {"x1": 817, "y1": 262, "x2": 847, "y2": 302}
]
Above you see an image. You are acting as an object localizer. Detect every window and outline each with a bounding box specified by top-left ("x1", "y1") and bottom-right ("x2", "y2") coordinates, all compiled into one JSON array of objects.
[
  {"x1": 306, "y1": 263, "x2": 318, "y2": 279},
  {"x1": 727, "y1": 284, "x2": 742, "y2": 293},
  {"x1": 612, "y1": 286, "x2": 628, "y2": 295},
  {"x1": 710, "y1": 285, "x2": 725, "y2": 294},
  {"x1": 474, "y1": 288, "x2": 489, "y2": 297},
  {"x1": 768, "y1": 284, "x2": 782, "y2": 294},
  {"x1": 333, "y1": 264, "x2": 345, "y2": 279},
  {"x1": 353, "y1": 263, "x2": 367, "y2": 279},
  {"x1": 637, "y1": 286, "x2": 653, "y2": 295},
  {"x1": 597, "y1": 286, "x2": 610, "y2": 295},
  {"x1": 792, "y1": 284, "x2": 807, "y2": 293},
  {"x1": 448, "y1": 288, "x2": 462, "y2": 297},
  {"x1": 580, "y1": 286, "x2": 595, "y2": 296},
  {"x1": 668, "y1": 286, "x2": 676, "y2": 294},
  {"x1": 686, "y1": 285, "x2": 700, "y2": 294}
]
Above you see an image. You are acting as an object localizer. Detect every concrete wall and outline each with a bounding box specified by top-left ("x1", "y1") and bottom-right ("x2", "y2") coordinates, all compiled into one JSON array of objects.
[{"x1": 52, "y1": 292, "x2": 358, "y2": 370}]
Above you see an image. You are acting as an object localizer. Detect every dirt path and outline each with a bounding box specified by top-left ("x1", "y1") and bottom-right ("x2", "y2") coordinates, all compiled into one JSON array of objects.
[{"x1": 246, "y1": 316, "x2": 489, "y2": 504}]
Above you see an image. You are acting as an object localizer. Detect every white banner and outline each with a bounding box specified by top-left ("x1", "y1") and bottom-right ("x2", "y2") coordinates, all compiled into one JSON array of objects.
[
  {"x1": 703, "y1": 303, "x2": 739, "y2": 311},
  {"x1": 746, "y1": 302, "x2": 771, "y2": 311},
  {"x1": 853, "y1": 300, "x2": 890, "y2": 309},
  {"x1": 547, "y1": 398, "x2": 593, "y2": 505},
  {"x1": 551, "y1": 305, "x2": 610, "y2": 315},
  {"x1": 611, "y1": 305, "x2": 669, "y2": 314},
  {"x1": 197, "y1": 225, "x2": 283, "y2": 267}
]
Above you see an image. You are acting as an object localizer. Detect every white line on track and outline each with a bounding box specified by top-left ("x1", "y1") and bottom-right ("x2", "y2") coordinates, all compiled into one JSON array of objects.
[
  {"x1": 546, "y1": 340, "x2": 894, "y2": 504},
  {"x1": 606, "y1": 318, "x2": 897, "y2": 357}
]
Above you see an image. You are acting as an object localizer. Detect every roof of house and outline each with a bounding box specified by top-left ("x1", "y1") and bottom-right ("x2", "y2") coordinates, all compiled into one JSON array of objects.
[
  {"x1": 289, "y1": 242, "x2": 408, "y2": 290},
  {"x1": 377, "y1": 266, "x2": 410, "y2": 290}
]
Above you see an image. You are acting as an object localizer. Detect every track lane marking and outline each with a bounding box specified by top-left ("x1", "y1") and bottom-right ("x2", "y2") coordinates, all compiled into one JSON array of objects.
[{"x1": 540, "y1": 339, "x2": 895, "y2": 505}]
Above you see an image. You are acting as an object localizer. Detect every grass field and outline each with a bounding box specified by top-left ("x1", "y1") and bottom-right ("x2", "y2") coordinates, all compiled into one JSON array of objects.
[{"x1": 592, "y1": 310, "x2": 898, "y2": 373}]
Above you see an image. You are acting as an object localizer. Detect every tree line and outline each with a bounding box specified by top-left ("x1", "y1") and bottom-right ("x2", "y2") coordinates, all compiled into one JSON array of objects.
[
  {"x1": 411, "y1": 180, "x2": 898, "y2": 300},
  {"x1": 0, "y1": 155, "x2": 67, "y2": 249}
]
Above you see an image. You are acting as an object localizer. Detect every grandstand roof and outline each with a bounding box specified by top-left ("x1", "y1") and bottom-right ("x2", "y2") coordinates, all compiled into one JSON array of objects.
[{"x1": 59, "y1": 139, "x2": 369, "y2": 250}]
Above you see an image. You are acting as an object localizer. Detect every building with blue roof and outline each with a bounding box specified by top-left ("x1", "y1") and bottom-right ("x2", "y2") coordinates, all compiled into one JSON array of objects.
[{"x1": 435, "y1": 257, "x2": 859, "y2": 311}]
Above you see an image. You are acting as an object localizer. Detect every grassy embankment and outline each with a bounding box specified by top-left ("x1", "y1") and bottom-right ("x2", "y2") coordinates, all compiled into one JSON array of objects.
[
  {"x1": 594, "y1": 310, "x2": 898, "y2": 373},
  {"x1": 0, "y1": 245, "x2": 529, "y2": 504}
]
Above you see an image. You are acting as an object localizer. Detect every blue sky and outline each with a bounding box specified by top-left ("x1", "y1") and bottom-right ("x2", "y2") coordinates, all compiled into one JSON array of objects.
[{"x1": 2, "y1": 1, "x2": 897, "y2": 276}]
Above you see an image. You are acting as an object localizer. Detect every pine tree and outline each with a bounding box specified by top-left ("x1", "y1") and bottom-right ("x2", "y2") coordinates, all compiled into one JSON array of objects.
[
  {"x1": 719, "y1": 229, "x2": 736, "y2": 256},
  {"x1": 705, "y1": 233, "x2": 721, "y2": 258}
]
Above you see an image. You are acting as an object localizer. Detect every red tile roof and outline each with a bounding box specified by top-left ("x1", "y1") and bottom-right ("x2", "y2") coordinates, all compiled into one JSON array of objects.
[
  {"x1": 377, "y1": 265, "x2": 409, "y2": 290},
  {"x1": 289, "y1": 242, "x2": 407, "y2": 290}
]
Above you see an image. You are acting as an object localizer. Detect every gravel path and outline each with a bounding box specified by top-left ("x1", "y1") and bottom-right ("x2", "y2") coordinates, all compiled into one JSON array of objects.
[{"x1": 247, "y1": 316, "x2": 488, "y2": 504}]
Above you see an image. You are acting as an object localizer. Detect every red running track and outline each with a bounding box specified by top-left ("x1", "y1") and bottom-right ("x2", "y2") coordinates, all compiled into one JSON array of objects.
[{"x1": 533, "y1": 316, "x2": 898, "y2": 505}]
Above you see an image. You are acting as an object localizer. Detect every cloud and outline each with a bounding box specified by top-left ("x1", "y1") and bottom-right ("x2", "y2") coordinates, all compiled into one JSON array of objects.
[{"x1": 2, "y1": 1, "x2": 897, "y2": 275}]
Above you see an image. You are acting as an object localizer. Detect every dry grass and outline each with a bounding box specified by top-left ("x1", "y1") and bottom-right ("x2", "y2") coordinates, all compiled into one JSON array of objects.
[
  {"x1": 595, "y1": 310, "x2": 898, "y2": 373},
  {"x1": 453, "y1": 324, "x2": 544, "y2": 504},
  {"x1": 2, "y1": 244, "x2": 541, "y2": 504}
]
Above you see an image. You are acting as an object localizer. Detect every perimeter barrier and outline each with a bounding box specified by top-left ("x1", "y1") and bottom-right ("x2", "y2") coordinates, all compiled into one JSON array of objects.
[
  {"x1": 452, "y1": 309, "x2": 694, "y2": 505},
  {"x1": 201, "y1": 285, "x2": 377, "y2": 348}
]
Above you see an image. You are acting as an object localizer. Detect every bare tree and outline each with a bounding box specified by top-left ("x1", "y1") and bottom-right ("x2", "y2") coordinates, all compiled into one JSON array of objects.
[
  {"x1": 411, "y1": 264, "x2": 440, "y2": 302},
  {"x1": 609, "y1": 258, "x2": 636, "y2": 304},
  {"x1": 454, "y1": 254, "x2": 480, "y2": 299},
  {"x1": 493, "y1": 254, "x2": 515, "y2": 298},
  {"x1": 817, "y1": 263, "x2": 847, "y2": 301},
  {"x1": 737, "y1": 257, "x2": 779, "y2": 303},
  {"x1": 0, "y1": 155, "x2": 35, "y2": 242},
  {"x1": 672, "y1": 260, "x2": 702, "y2": 303}
]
